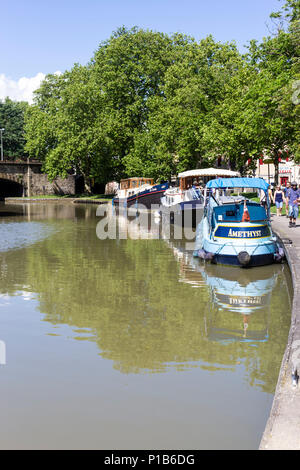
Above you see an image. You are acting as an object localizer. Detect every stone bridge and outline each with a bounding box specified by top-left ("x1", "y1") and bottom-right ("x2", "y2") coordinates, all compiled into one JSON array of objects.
[{"x1": 0, "y1": 161, "x2": 80, "y2": 198}]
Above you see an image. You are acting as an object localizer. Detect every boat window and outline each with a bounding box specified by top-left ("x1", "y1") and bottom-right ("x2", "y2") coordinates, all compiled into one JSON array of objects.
[
  {"x1": 226, "y1": 210, "x2": 236, "y2": 217},
  {"x1": 120, "y1": 180, "x2": 129, "y2": 190},
  {"x1": 213, "y1": 202, "x2": 267, "y2": 222}
]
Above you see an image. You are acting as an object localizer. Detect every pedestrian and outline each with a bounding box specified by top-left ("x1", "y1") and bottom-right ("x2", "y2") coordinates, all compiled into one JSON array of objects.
[
  {"x1": 284, "y1": 181, "x2": 291, "y2": 217},
  {"x1": 273, "y1": 185, "x2": 286, "y2": 216},
  {"x1": 268, "y1": 186, "x2": 273, "y2": 198},
  {"x1": 268, "y1": 186, "x2": 273, "y2": 207},
  {"x1": 259, "y1": 189, "x2": 267, "y2": 208},
  {"x1": 286, "y1": 182, "x2": 300, "y2": 227}
]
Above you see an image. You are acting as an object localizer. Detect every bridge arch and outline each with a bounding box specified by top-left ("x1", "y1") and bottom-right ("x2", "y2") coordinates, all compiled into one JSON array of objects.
[{"x1": 0, "y1": 177, "x2": 24, "y2": 198}]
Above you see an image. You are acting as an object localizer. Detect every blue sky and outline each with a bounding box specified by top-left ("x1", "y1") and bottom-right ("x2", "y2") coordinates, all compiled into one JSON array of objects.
[{"x1": 1, "y1": 0, "x2": 283, "y2": 101}]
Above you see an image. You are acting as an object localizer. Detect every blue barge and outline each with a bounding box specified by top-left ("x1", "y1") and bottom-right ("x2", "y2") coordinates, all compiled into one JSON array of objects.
[{"x1": 193, "y1": 177, "x2": 284, "y2": 267}]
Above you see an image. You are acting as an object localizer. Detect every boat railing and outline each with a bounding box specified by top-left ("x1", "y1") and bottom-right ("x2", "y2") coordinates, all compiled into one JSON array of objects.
[
  {"x1": 190, "y1": 187, "x2": 202, "y2": 200},
  {"x1": 166, "y1": 187, "x2": 181, "y2": 195}
]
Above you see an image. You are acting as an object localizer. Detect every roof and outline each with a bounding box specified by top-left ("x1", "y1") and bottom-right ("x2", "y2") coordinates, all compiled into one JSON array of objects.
[
  {"x1": 120, "y1": 177, "x2": 153, "y2": 181},
  {"x1": 206, "y1": 177, "x2": 270, "y2": 191},
  {"x1": 177, "y1": 168, "x2": 240, "y2": 178}
]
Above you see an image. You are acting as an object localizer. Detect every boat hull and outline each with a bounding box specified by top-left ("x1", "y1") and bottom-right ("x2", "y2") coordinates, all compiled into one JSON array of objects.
[
  {"x1": 198, "y1": 251, "x2": 276, "y2": 267},
  {"x1": 161, "y1": 199, "x2": 204, "y2": 226},
  {"x1": 113, "y1": 183, "x2": 168, "y2": 209},
  {"x1": 172, "y1": 199, "x2": 204, "y2": 213},
  {"x1": 194, "y1": 219, "x2": 283, "y2": 267}
]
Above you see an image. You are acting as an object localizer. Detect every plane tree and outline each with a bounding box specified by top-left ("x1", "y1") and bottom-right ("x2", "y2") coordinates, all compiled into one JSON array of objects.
[{"x1": 0, "y1": 98, "x2": 29, "y2": 159}]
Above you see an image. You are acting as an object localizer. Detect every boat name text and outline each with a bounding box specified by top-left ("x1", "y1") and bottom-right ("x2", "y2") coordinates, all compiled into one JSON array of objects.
[{"x1": 228, "y1": 229, "x2": 262, "y2": 238}]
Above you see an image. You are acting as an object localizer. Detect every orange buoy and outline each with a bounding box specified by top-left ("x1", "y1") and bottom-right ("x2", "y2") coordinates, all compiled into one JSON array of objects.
[{"x1": 242, "y1": 200, "x2": 251, "y2": 222}]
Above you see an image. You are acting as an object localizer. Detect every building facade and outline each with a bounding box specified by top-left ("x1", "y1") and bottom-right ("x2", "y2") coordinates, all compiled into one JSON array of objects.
[{"x1": 256, "y1": 159, "x2": 300, "y2": 186}]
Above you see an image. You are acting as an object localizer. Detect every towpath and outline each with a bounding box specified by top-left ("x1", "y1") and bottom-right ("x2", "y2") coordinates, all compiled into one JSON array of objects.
[{"x1": 260, "y1": 214, "x2": 300, "y2": 450}]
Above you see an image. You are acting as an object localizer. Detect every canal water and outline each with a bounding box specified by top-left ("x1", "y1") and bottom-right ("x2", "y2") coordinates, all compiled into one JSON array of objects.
[{"x1": 0, "y1": 202, "x2": 292, "y2": 449}]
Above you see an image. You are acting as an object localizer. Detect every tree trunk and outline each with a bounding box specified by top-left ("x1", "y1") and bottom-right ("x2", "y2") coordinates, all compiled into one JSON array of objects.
[
  {"x1": 83, "y1": 175, "x2": 92, "y2": 194},
  {"x1": 274, "y1": 153, "x2": 279, "y2": 186}
]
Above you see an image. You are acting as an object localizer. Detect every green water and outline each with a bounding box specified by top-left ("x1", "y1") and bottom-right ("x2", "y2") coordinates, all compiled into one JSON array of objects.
[{"x1": 0, "y1": 202, "x2": 292, "y2": 449}]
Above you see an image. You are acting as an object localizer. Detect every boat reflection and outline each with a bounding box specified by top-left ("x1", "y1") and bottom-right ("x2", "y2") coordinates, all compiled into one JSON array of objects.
[
  {"x1": 0, "y1": 204, "x2": 291, "y2": 393},
  {"x1": 165, "y1": 239, "x2": 290, "y2": 344}
]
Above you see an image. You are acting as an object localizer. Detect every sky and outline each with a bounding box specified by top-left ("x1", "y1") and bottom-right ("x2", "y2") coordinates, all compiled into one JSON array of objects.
[{"x1": 1, "y1": 0, "x2": 283, "y2": 103}]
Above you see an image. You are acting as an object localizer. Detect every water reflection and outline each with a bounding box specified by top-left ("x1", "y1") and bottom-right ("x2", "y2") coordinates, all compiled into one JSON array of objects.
[
  {"x1": 0, "y1": 204, "x2": 291, "y2": 395},
  {"x1": 166, "y1": 239, "x2": 291, "y2": 346},
  {"x1": 0, "y1": 203, "x2": 293, "y2": 449},
  {"x1": 0, "y1": 221, "x2": 56, "y2": 252}
]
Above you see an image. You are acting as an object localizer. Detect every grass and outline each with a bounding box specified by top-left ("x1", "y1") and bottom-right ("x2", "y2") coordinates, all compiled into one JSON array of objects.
[
  {"x1": 8, "y1": 193, "x2": 113, "y2": 200},
  {"x1": 19, "y1": 195, "x2": 71, "y2": 199},
  {"x1": 76, "y1": 194, "x2": 113, "y2": 200},
  {"x1": 246, "y1": 195, "x2": 299, "y2": 217}
]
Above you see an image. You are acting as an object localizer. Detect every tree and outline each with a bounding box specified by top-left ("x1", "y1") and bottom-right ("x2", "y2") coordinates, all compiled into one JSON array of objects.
[
  {"x1": 200, "y1": 0, "x2": 299, "y2": 180},
  {"x1": 90, "y1": 27, "x2": 179, "y2": 181},
  {"x1": 24, "y1": 6, "x2": 299, "y2": 186},
  {"x1": 25, "y1": 28, "x2": 178, "y2": 190},
  {"x1": 124, "y1": 36, "x2": 245, "y2": 179},
  {"x1": 246, "y1": 0, "x2": 299, "y2": 180},
  {"x1": 24, "y1": 72, "x2": 69, "y2": 169},
  {"x1": 0, "y1": 98, "x2": 29, "y2": 159}
]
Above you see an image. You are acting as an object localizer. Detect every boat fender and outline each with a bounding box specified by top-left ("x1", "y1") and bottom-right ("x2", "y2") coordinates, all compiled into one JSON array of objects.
[
  {"x1": 278, "y1": 246, "x2": 285, "y2": 258},
  {"x1": 274, "y1": 247, "x2": 285, "y2": 262},
  {"x1": 237, "y1": 251, "x2": 251, "y2": 266},
  {"x1": 197, "y1": 249, "x2": 214, "y2": 261}
]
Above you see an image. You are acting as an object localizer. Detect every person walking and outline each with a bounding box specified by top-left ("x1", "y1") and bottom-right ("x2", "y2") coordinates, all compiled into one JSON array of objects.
[
  {"x1": 273, "y1": 185, "x2": 286, "y2": 216},
  {"x1": 286, "y1": 182, "x2": 300, "y2": 227},
  {"x1": 268, "y1": 186, "x2": 273, "y2": 204},
  {"x1": 284, "y1": 182, "x2": 291, "y2": 217}
]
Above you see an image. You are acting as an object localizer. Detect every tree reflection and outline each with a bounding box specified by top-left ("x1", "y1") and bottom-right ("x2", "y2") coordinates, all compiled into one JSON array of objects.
[{"x1": 0, "y1": 204, "x2": 292, "y2": 393}]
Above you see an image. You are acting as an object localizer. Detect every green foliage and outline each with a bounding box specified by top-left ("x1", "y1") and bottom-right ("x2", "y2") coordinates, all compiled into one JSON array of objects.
[
  {"x1": 24, "y1": 3, "x2": 300, "y2": 185},
  {"x1": 200, "y1": 0, "x2": 300, "y2": 177},
  {"x1": 124, "y1": 36, "x2": 244, "y2": 178},
  {"x1": 0, "y1": 98, "x2": 29, "y2": 159}
]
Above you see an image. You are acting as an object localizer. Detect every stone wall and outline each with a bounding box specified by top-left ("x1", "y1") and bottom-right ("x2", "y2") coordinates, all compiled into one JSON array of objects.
[
  {"x1": 105, "y1": 181, "x2": 119, "y2": 195},
  {"x1": 29, "y1": 171, "x2": 76, "y2": 196},
  {"x1": 0, "y1": 162, "x2": 77, "y2": 196}
]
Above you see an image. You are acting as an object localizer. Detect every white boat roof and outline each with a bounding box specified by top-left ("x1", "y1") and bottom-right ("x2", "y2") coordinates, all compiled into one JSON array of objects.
[{"x1": 177, "y1": 168, "x2": 240, "y2": 178}]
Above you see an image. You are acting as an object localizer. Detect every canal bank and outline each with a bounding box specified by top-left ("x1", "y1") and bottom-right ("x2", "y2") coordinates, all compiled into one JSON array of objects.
[
  {"x1": 260, "y1": 215, "x2": 300, "y2": 450},
  {"x1": 4, "y1": 197, "x2": 109, "y2": 205}
]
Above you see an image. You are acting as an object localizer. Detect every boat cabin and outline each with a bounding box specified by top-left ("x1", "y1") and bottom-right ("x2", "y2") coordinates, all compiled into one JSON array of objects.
[
  {"x1": 179, "y1": 175, "x2": 202, "y2": 191},
  {"x1": 177, "y1": 168, "x2": 240, "y2": 191},
  {"x1": 120, "y1": 178, "x2": 154, "y2": 190}
]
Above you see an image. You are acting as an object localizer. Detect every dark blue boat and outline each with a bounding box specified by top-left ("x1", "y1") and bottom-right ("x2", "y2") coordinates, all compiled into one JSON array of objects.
[{"x1": 113, "y1": 178, "x2": 169, "y2": 209}]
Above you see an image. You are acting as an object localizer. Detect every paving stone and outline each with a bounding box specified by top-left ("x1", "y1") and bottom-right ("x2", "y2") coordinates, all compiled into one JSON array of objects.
[{"x1": 260, "y1": 216, "x2": 300, "y2": 450}]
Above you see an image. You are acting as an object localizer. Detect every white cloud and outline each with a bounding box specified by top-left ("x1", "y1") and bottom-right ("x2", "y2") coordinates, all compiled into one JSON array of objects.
[{"x1": 0, "y1": 71, "x2": 62, "y2": 104}]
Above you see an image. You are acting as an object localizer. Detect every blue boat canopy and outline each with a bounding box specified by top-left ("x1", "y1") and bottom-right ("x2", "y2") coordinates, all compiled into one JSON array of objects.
[{"x1": 206, "y1": 177, "x2": 269, "y2": 191}]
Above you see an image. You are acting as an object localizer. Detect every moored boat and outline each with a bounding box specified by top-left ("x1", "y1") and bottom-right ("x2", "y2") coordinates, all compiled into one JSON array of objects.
[
  {"x1": 193, "y1": 177, "x2": 284, "y2": 267},
  {"x1": 113, "y1": 178, "x2": 169, "y2": 209},
  {"x1": 160, "y1": 185, "x2": 204, "y2": 215},
  {"x1": 160, "y1": 168, "x2": 239, "y2": 219}
]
